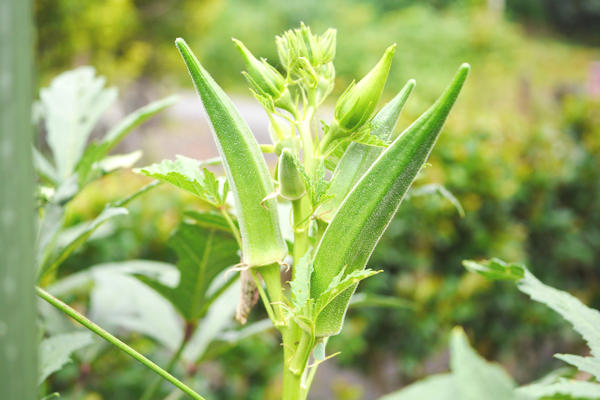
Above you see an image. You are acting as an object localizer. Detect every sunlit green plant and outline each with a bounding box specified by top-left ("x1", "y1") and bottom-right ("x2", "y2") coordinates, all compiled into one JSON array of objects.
[
  {"x1": 134, "y1": 24, "x2": 470, "y2": 399},
  {"x1": 381, "y1": 259, "x2": 600, "y2": 400}
]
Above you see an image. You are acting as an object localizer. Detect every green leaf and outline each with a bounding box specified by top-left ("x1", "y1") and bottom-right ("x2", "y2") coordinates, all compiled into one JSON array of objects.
[
  {"x1": 38, "y1": 67, "x2": 117, "y2": 182},
  {"x1": 318, "y1": 79, "x2": 415, "y2": 222},
  {"x1": 517, "y1": 269, "x2": 600, "y2": 360},
  {"x1": 462, "y1": 258, "x2": 525, "y2": 282},
  {"x1": 136, "y1": 155, "x2": 227, "y2": 207},
  {"x1": 554, "y1": 354, "x2": 600, "y2": 381},
  {"x1": 379, "y1": 374, "x2": 456, "y2": 400},
  {"x1": 184, "y1": 210, "x2": 236, "y2": 232},
  {"x1": 314, "y1": 268, "x2": 381, "y2": 318},
  {"x1": 311, "y1": 64, "x2": 469, "y2": 336},
  {"x1": 39, "y1": 207, "x2": 128, "y2": 280},
  {"x1": 137, "y1": 220, "x2": 239, "y2": 322},
  {"x1": 102, "y1": 96, "x2": 177, "y2": 150},
  {"x1": 39, "y1": 332, "x2": 93, "y2": 384},
  {"x1": 517, "y1": 380, "x2": 600, "y2": 399},
  {"x1": 176, "y1": 38, "x2": 287, "y2": 267},
  {"x1": 379, "y1": 328, "x2": 524, "y2": 400},
  {"x1": 88, "y1": 261, "x2": 182, "y2": 351},
  {"x1": 33, "y1": 147, "x2": 59, "y2": 184},
  {"x1": 76, "y1": 96, "x2": 176, "y2": 186},
  {"x1": 183, "y1": 277, "x2": 241, "y2": 362},
  {"x1": 464, "y1": 257, "x2": 600, "y2": 394},
  {"x1": 450, "y1": 327, "x2": 518, "y2": 400}
]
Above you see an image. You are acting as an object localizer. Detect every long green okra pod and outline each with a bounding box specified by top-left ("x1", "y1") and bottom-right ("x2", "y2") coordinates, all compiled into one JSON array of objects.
[
  {"x1": 311, "y1": 64, "x2": 470, "y2": 336},
  {"x1": 175, "y1": 38, "x2": 287, "y2": 267}
]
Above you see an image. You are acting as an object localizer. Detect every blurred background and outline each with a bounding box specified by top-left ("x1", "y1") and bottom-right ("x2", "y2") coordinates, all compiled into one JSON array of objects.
[{"x1": 34, "y1": 0, "x2": 600, "y2": 399}]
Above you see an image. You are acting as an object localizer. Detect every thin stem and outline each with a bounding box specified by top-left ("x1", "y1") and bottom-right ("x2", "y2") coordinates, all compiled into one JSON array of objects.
[
  {"x1": 110, "y1": 180, "x2": 161, "y2": 208},
  {"x1": 35, "y1": 287, "x2": 205, "y2": 400},
  {"x1": 299, "y1": 106, "x2": 316, "y2": 176},
  {"x1": 258, "y1": 263, "x2": 284, "y2": 325},
  {"x1": 291, "y1": 196, "x2": 311, "y2": 280},
  {"x1": 219, "y1": 207, "x2": 241, "y2": 247},
  {"x1": 250, "y1": 269, "x2": 278, "y2": 325},
  {"x1": 140, "y1": 334, "x2": 189, "y2": 400}
]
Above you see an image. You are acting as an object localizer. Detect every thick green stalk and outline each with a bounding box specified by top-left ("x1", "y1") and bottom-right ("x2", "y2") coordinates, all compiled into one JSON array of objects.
[
  {"x1": 1, "y1": 0, "x2": 36, "y2": 398},
  {"x1": 281, "y1": 325, "x2": 305, "y2": 400},
  {"x1": 35, "y1": 287, "x2": 205, "y2": 400},
  {"x1": 175, "y1": 38, "x2": 287, "y2": 267},
  {"x1": 259, "y1": 263, "x2": 284, "y2": 325},
  {"x1": 311, "y1": 64, "x2": 470, "y2": 337}
]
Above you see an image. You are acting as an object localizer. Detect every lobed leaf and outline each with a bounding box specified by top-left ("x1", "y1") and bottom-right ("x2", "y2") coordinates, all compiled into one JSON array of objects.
[
  {"x1": 38, "y1": 207, "x2": 128, "y2": 280},
  {"x1": 450, "y1": 328, "x2": 518, "y2": 400},
  {"x1": 379, "y1": 328, "x2": 525, "y2": 400},
  {"x1": 39, "y1": 67, "x2": 117, "y2": 182},
  {"x1": 76, "y1": 96, "x2": 176, "y2": 186},
  {"x1": 517, "y1": 380, "x2": 600, "y2": 399},
  {"x1": 39, "y1": 332, "x2": 93, "y2": 384},
  {"x1": 137, "y1": 155, "x2": 227, "y2": 207},
  {"x1": 136, "y1": 220, "x2": 239, "y2": 322},
  {"x1": 379, "y1": 374, "x2": 456, "y2": 400}
]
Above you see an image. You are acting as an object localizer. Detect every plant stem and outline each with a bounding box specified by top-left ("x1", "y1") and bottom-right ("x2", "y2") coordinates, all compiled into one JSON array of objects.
[
  {"x1": 291, "y1": 196, "x2": 312, "y2": 274},
  {"x1": 250, "y1": 269, "x2": 279, "y2": 325},
  {"x1": 259, "y1": 263, "x2": 284, "y2": 325},
  {"x1": 299, "y1": 107, "x2": 316, "y2": 175},
  {"x1": 219, "y1": 207, "x2": 242, "y2": 247},
  {"x1": 35, "y1": 287, "x2": 206, "y2": 400},
  {"x1": 140, "y1": 331, "x2": 190, "y2": 400}
]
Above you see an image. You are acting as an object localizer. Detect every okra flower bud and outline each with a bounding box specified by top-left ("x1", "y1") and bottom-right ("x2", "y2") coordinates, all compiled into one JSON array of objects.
[
  {"x1": 333, "y1": 44, "x2": 396, "y2": 132},
  {"x1": 233, "y1": 38, "x2": 294, "y2": 112},
  {"x1": 277, "y1": 149, "x2": 306, "y2": 201},
  {"x1": 318, "y1": 28, "x2": 336, "y2": 64}
]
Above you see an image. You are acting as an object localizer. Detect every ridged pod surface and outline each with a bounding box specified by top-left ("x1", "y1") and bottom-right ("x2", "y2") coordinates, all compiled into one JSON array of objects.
[
  {"x1": 311, "y1": 64, "x2": 470, "y2": 336},
  {"x1": 318, "y1": 79, "x2": 415, "y2": 222},
  {"x1": 175, "y1": 38, "x2": 287, "y2": 266}
]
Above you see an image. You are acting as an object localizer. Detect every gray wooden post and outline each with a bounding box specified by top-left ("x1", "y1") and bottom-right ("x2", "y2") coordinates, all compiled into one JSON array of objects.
[{"x1": 0, "y1": 0, "x2": 37, "y2": 398}]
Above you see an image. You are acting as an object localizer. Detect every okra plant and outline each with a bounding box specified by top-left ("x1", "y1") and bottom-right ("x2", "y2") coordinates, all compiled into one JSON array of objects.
[{"x1": 137, "y1": 24, "x2": 470, "y2": 399}]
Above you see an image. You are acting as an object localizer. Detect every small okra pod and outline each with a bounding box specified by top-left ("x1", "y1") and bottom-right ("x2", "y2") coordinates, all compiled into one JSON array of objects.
[
  {"x1": 318, "y1": 79, "x2": 416, "y2": 222},
  {"x1": 311, "y1": 64, "x2": 470, "y2": 337},
  {"x1": 278, "y1": 149, "x2": 306, "y2": 201},
  {"x1": 332, "y1": 44, "x2": 396, "y2": 133},
  {"x1": 175, "y1": 38, "x2": 287, "y2": 267}
]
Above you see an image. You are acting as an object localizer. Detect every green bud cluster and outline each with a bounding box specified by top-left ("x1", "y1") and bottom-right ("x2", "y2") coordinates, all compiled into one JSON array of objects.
[{"x1": 276, "y1": 23, "x2": 336, "y2": 73}]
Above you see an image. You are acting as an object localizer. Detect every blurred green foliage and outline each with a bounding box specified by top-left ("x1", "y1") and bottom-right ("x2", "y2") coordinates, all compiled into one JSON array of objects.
[{"x1": 38, "y1": 0, "x2": 600, "y2": 398}]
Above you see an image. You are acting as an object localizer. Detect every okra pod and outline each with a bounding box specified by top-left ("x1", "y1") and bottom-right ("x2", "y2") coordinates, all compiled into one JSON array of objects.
[
  {"x1": 311, "y1": 64, "x2": 470, "y2": 336},
  {"x1": 175, "y1": 38, "x2": 287, "y2": 266},
  {"x1": 318, "y1": 79, "x2": 415, "y2": 222}
]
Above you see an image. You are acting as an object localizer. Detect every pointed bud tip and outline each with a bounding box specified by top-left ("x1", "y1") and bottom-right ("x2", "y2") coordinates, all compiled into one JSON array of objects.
[
  {"x1": 174, "y1": 37, "x2": 185, "y2": 47},
  {"x1": 407, "y1": 79, "x2": 417, "y2": 88}
]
